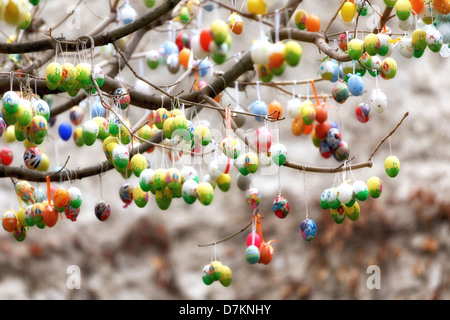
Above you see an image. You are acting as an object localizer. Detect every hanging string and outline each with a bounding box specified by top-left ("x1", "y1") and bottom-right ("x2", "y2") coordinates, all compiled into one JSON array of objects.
[
  {"x1": 303, "y1": 168, "x2": 309, "y2": 220},
  {"x1": 258, "y1": 14, "x2": 264, "y2": 39},
  {"x1": 274, "y1": 9, "x2": 280, "y2": 43},
  {"x1": 389, "y1": 136, "x2": 392, "y2": 156},
  {"x1": 256, "y1": 81, "x2": 262, "y2": 102},
  {"x1": 292, "y1": 80, "x2": 297, "y2": 100},
  {"x1": 277, "y1": 164, "x2": 282, "y2": 196}
]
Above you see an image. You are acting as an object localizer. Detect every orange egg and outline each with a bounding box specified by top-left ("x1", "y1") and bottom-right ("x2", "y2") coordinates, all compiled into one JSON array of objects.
[
  {"x1": 315, "y1": 104, "x2": 328, "y2": 123},
  {"x1": 179, "y1": 48, "x2": 191, "y2": 68},
  {"x1": 268, "y1": 100, "x2": 283, "y2": 119},
  {"x1": 434, "y1": 0, "x2": 450, "y2": 14},
  {"x1": 53, "y1": 187, "x2": 70, "y2": 212},
  {"x1": 305, "y1": 14, "x2": 321, "y2": 32},
  {"x1": 303, "y1": 123, "x2": 314, "y2": 135},
  {"x1": 2, "y1": 210, "x2": 18, "y2": 233},
  {"x1": 292, "y1": 117, "x2": 305, "y2": 136},
  {"x1": 410, "y1": 0, "x2": 424, "y2": 14},
  {"x1": 43, "y1": 204, "x2": 58, "y2": 227},
  {"x1": 258, "y1": 241, "x2": 275, "y2": 265},
  {"x1": 315, "y1": 121, "x2": 331, "y2": 139}
]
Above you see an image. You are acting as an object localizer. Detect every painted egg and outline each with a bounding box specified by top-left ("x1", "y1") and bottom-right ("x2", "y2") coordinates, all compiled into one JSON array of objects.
[
  {"x1": 130, "y1": 154, "x2": 147, "y2": 177},
  {"x1": 202, "y1": 264, "x2": 214, "y2": 285},
  {"x1": 133, "y1": 185, "x2": 149, "y2": 208},
  {"x1": 273, "y1": 195, "x2": 290, "y2": 218},
  {"x1": 434, "y1": 0, "x2": 450, "y2": 14},
  {"x1": 246, "y1": 232, "x2": 262, "y2": 248},
  {"x1": 113, "y1": 87, "x2": 131, "y2": 110},
  {"x1": 338, "y1": 32, "x2": 353, "y2": 51},
  {"x1": 2, "y1": 91, "x2": 20, "y2": 113},
  {"x1": 359, "y1": 52, "x2": 373, "y2": 69},
  {"x1": 219, "y1": 266, "x2": 232, "y2": 287},
  {"x1": 384, "y1": 0, "x2": 398, "y2": 7},
  {"x1": 249, "y1": 100, "x2": 268, "y2": 122},
  {"x1": 153, "y1": 108, "x2": 169, "y2": 130},
  {"x1": 24, "y1": 205, "x2": 35, "y2": 227},
  {"x1": 305, "y1": 14, "x2": 321, "y2": 32},
  {"x1": 368, "y1": 55, "x2": 382, "y2": 77},
  {"x1": 180, "y1": 166, "x2": 199, "y2": 183},
  {"x1": 138, "y1": 168, "x2": 154, "y2": 193},
  {"x1": 16, "y1": 100, "x2": 32, "y2": 126},
  {"x1": 182, "y1": 179, "x2": 198, "y2": 204},
  {"x1": 95, "y1": 200, "x2": 111, "y2": 221},
  {"x1": 319, "y1": 60, "x2": 336, "y2": 81},
  {"x1": 236, "y1": 172, "x2": 252, "y2": 191},
  {"x1": 384, "y1": 155, "x2": 400, "y2": 177},
  {"x1": 244, "y1": 152, "x2": 259, "y2": 174},
  {"x1": 333, "y1": 140, "x2": 350, "y2": 161},
  {"x1": 364, "y1": 33, "x2": 381, "y2": 56},
  {"x1": 348, "y1": 39, "x2": 364, "y2": 60},
  {"x1": 287, "y1": 98, "x2": 302, "y2": 118},
  {"x1": 208, "y1": 260, "x2": 224, "y2": 282},
  {"x1": 315, "y1": 121, "x2": 331, "y2": 140},
  {"x1": 246, "y1": 187, "x2": 261, "y2": 210},
  {"x1": 42, "y1": 204, "x2": 58, "y2": 227},
  {"x1": 46, "y1": 62, "x2": 62, "y2": 84},
  {"x1": 344, "y1": 201, "x2": 361, "y2": 221},
  {"x1": 0, "y1": 147, "x2": 13, "y2": 166},
  {"x1": 369, "y1": 89, "x2": 387, "y2": 113},
  {"x1": 69, "y1": 106, "x2": 84, "y2": 125},
  {"x1": 301, "y1": 104, "x2": 316, "y2": 126},
  {"x1": 53, "y1": 187, "x2": 69, "y2": 213},
  {"x1": 191, "y1": 34, "x2": 208, "y2": 59},
  {"x1": 167, "y1": 53, "x2": 180, "y2": 74},
  {"x1": 330, "y1": 205, "x2": 346, "y2": 224},
  {"x1": 355, "y1": 102, "x2": 371, "y2": 123},
  {"x1": 112, "y1": 145, "x2": 130, "y2": 170},
  {"x1": 75, "y1": 63, "x2": 92, "y2": 88},
  {"x1": 68, "y1": 187, "x2": 82, "y2": 209},
  {"x1": 250, "y1": 38, "x2": 271, "y2": 66},
  {"x1": 146, "y1": 50, "x2": 160, "y2": 69},
  {"x1": 194, "y1": 124, "x2": 211, "y2": 146},
  {"x1": 221, "y1": 135, "x2": 241, "y2": 159},
  {"x1": 356, "y1": 0, "x2": 371, "y2": 15},
  {"x1": 353, "y1": 180, "x2": 369, "y2": 201},
  {"x1": 58, "y1": 122, "x2": 72, "y2": 141},
  {"x1": 155, "y1": 188, "x2": 173, "y2": 210},
  {"x1": 32, "y1": 203, "x2": 44, "y2": 226},
  {"x1": 299, "y1": 218, "x2": 317, "y2": 242},
  {"x1": 341, "y1": 1, "x2": 356, "y2": 22},
  {"x1": 211, "y1": 19, "x2": 229, "y2": 46},
  {"x1": 270, "y1": 143, "x2": 287, "y2": 166},
  {"x1": 426, "y1": 28, "x2": 443, "y2": 52},
  {"x1": 23, "y1": 146, "x2": 42, "y2": 170},
  {"x1": 377, "y1": 33, "x2": 391, "y2": 56},
  {"x1": 93, "y1": 117, "x2": 109, "y2": 140},
  {"x1": 119, "y1": 183, "x2": 134, "y2": 208},
  {"x1": 412, "y1": 28, "x2": 427, "y2": 50},
  {"x1": 347, "y1": 74, "x2": 364, "y2": 96},
  {"x1": 236, "y1": 154, "x2": 249, "y2": 176},
  {"x1": 245, "y1": 245, "x2": 261, "y2": 264},
  {"x1": 217, "y1": 153, "x2": 233, "y2": 174},
  {"x1": 13, "y1": 224, "x2": 27, "y2": 242},
  {"x1": 320, "y1": 188, "x2": 331, "y2": 209},
  {"x1": 341, "y1": 61, "x2": 354, "y2": 76},
  {"x1": 395, "y1": 0, "x2": 412, "y2": 20},
  {"x1": 327, "y1": 188, "x2": 341, "y2": 209},
  {"x1": 2, "y1": 210, "x2": 18, "y2": 232},
  {"x1": 0, "y1": 118, "x2": 6, "y2": 137},
  {"x1": 152, "y1": 169, "x2": 167, "y2": 191},
  {"x1": 65, "y1": 205, "x2": 80, "y2": 221},
  {"x1": 319, "y1": 139, "x2": 334, "y2": 159},
  {"x1": 254, "y1": 126, "x2": 272, "y2": 153},
  {"x1": 14, "y1": 180, "x2": 36, "y2": 206},
  {"x1": 331, "y1": 80, "x2": 349, "y2": 104},
  {"x1": 82, "y1": 119, "x2": 99, "y2": 146},
  {"x1": 381, "y1": 57, "x2": 397, "y2": 79},
  {"x1": 337, "y1": 183, "x2": 356, "y2": 206},
  {"x1": 294, "y1": 9, "x2": 308, "y2": 30},
  {"x1": 367, "y1": 176, "x2": 383, "y2": 198},
  {"x1": 284, "y1": 40, "x2": 302, "y2": 67},
  {"x1": 60, "y1": 62, "x2": 76, "y2": 91},
  {"x1": 196, "y1": 182, "x2": 214, "y2": 206},
  {"x1": 326, "y1": 127, "x2": 342, "y2": 149},
  {"x1": 166, "y1": 167, "x2": 183, "y2": 191}
]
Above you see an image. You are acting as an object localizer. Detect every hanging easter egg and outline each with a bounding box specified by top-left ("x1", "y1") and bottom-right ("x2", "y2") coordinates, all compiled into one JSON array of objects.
[
  {"x1": 305, "y1": 14, "x2": 321, "y2": 32},
  {"x1": 333, "y1": 140, "x2": 350, "y2": 161},
  {"x1": 319, "y1": 60, "x2": 336, "y2": 81},
  {"x1": 250, "y1": 38, "x2": 271, "y2": 66},
  {"x1": 32, "y1": 203, "x2": 45, "y2": 226},
  {"x1": 300, "y1": 218, "x2": 317, "y2": 242},
  {"x1": 130, "y1": 154, "x2": 147, "y2": 178},
  {"x1": 326, "y1": 127, "x2": 342, "y2": 149},
  {"x1": 348, "y1": 39, "x2": 364, "y2": 60},
  {"x1": 216, "y1": 173, "x2": 231, "y2": 192},
  {"x1": 178, "y1": 48, "x2": 191, "y2": 68},
  {"x1": 210, "y1": 19, "x2": 229, "y2": 46},
  {"x1": 353, "y1": 180, "x2": 369, "y2": 201},
  {"x1": 380, "y1": 57, "x2": 397, "y2": 80},
  {"x1": 270, "y1": 143, "x2": 287, "y2": 166},
  {"x1": 319, "y1": 189, "x2": 331, "y2": 210},
  {"x1": 95, "y1": 200, "x2": 111, "y2": 221},
  {"x1": 273, "y1": 195, "x2": 290, "y2": 219},
  {"x1": 384, "y1": 0, "x2": 398, "y2": 7},
  {"x1": 268, "y1": 42, "x2": 285, "y2": 70},
  {"x1": 113, "y1": 87, "x2": 131, "y2": 110},
  {"x1": 194, "y1": 124, "x2": 211, "y2": 146},
  {"x1": 75, "y1": 63, "x2": 92, "y2": 89},
  {"x1": 337, "y1": 183, "x2": 356, "y2": 206},
  {"x1": 331, "y1": 80, "x2": 349, "y2": 104},
  {"x1": 243, "y1": 152, "x2": 259, "y2": 174},
  {"x1": 42, "y1": 203, "x2": 58, "y2": 227},
  {"x1": 246, "y1": 187, "x2": 261, "y2": 210},
  {"x1": 0, "y1": 147, "x2": 13, "y2": 166},
  {"x1": 219, "y1": 266, "x2": 232, "y2": 287},
  {"x1": 378, "y1": 34, "x2": 392, "y2": 56},
  {"x1": 13, "y1": 223, "x2": 27, "y2": 242},
  {"x1": 236, "y1": 172, "x2": 251, "y2": 191},
  {"x1": 246, "y1": 232, "x2": 262, "y2": 248},
  {"x1": 196, "y1": 182, "x2": 214, "y2": 206},
  {"x1": 121, "y1": 4, "x2": 137, "y2": 24},
  {"x1": 369, "y1": 89, "x2": 387, "y2": 113},
  {"x1": 65, "y1": 205, "x2": 80, "y2": 222},
  {"x1": 68, "y1": 187, "x2": 82, "y2": 209},
  {"x1": 283, "y1": 40, "x2": 302, "y2": 67},
  {"x1": 46, "y1": 62, "x2": 62, "y2": 84},
  {"x1": 112, "y1": 145, "x2": 130, "y2": 170},
  {"x1": 254, "y1": 126, "x2": 272, "y2": 153},
  {"x1": 259, "y1": 241, "x2": 276, "y2": 265},
  {"x1": 330, "y1": 205, "x2": 346, "y2": 224},
  {"x1": 69, "y1": 106, "x2": 84, "y2": 126},
  {"x1": 344, "y1": 201, "x2": 361, "y2": 221},
  {"x1": 294, "y1": 9, "x2": 308, "y2": 30},
  {"x1": 221, "y1": 135, "x2": 241, "y2": 160},
  {"x1": 287, "y1": 98, "x2": 302, "y2": 119},
  {"x1": 385, "y1": 155, "x2": 401, "y2": 177},
  {"x1": 190, "y1": 34, "x2": 209, "y2": 59},
  {"x1": 202, "y1": 264, "x2": 214, "y2": 285},
  {"x1": 412, "y1": 28, "x2": 427, "y2": 51},
  {"x1": 368, "y1": 55, "x2": 382, "y2": 77},
  {"x1": 137, "y1": 169, "x2": 154, "y2": 194},
  {"x1": 247, "y1": 0, "x2": 267, "y2": 15},
  {"x1": 341, "y1": 1, "x2": 356, "y2": 22},
  {"x1": 347, "y1": 74, "x2": 364, "y2": 96},
  {"x1": 301, "y1": 104, "x2": 316, "y2": 126},
  {"x1": 2, "y1": 210, "x2": 18, "y2": 232},
  {"x1": 146, "y1": 50, "x2": 160, "y2": 69},
  {"x1": 82, "y1": 119, "x2": 99, "y2": 146},
  {"x1": 167, "y1": 54, "x2": 180, "y2": 74},
  {"x1": 319, "y1": 139, "x2": 333, "y2": 159},
  {"x1": 23, "y1": 146, "x2": 41, "y2": 170},
  {"x1": 434, "y1": 0, "x2": 450, "y2": 14},
  {"x1": 181, "y1": 179, "x2": 198, "y2": 204},
  {"x1": 327, "y1": 188, "x2": 341, "y2": 209},
  {"x1": 367, "y1": 176, "x2": 383, "y2": 198},
  {"x1": 53, "y1": 187, "x2": 70, "y2": 212},
  {"x1": 208, "y1": 260, "x2": 224, "y2": 281},
  {"x1": 180, "y1": 166, "x2": 199, "y2": 184},
  {"x1": 14, "y1": 180, "x2": 36, "y2": 206},
  {"x1": 58, "y1": 122, "x2": 72, "y2": 141},
  {"x1": 355, "y1": 102, "x2": 371, "y2": 123},
  {"x1": 152, "y1": 168, "x2": 167, "y2": 191},
  {"x1": 245, "y1": 245, "x2": 261, "y2": 264},
  {"x1": 426, "y1": 28, "x2": 443, "y2": 52},
  {"x1": 132, "y1": 185, "x2": 149, "y2": 208},
  {"x1": 395, "y1": 0, "x2": 412, "y2": 20},
  {"x1": 24, "y1": 205, "x2": 35, "y2": 227},
  {"x1": 2, "y1": 91, "x2": 20, "y2": 114},
  {"x1": 364, "y1": 33, "x2": 381, "y2": 56}
]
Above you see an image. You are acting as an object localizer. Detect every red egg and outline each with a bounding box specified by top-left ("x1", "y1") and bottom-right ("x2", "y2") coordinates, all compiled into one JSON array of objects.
[
  {"x1": 315, "y1": 121, "x2": 331, "y2": 140},
  {"x1": 246, "y1": 232, "x2": 262, "y2": 248},
  {"x1": 199, "y1": 28, "x2": 213, "y2": 52},
  {"x1": 315, "y1": 104, "x2": 328, "y2": 123},
  {"x1": 255, "y1": 126, "x2": 272, "y2": 153},
  {"x1": 0, "y1": 147, "x2": 13, "y2": 166},
  {"x1": 43, "y1": 203, "x2": 58, "y2": 227}
]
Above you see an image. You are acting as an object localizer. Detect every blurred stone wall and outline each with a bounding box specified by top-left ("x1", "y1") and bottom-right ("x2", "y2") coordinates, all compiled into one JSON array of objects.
[{"x1": 0, "y1": 0, "x2": 448, "y2": 300}]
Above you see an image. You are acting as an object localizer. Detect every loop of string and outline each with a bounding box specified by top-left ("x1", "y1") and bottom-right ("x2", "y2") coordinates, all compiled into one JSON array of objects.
[{"x1": 302, "y1": 168, "x2": 309, "y2": 220}]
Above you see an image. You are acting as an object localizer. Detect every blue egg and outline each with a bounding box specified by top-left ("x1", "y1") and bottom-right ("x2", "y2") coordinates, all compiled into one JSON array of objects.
[
  {"x1": 326, "y1": 127, "x2": 341, "y2": 149},
  {"x1": 91, "y1": 102, "x2": 106, "y2": 118},
  {"x1": 347, "y1": 74, "x2": 364, "y2": 96},
  {"x1": 159, "y1": 41, "x2": 179, "y2": 60},
  {"x1": 197, "y1": 58, "x2": 211, "y2": 77},
  {"x1": 300, "y1": 218, "x2": 317, "y2": 241},
  {"x1": 58, "y1": 122, "x2": 72, "y2": 141},
  {"x1": 249, "y1": 100, "x2": 268, "y2": 122},
  {"x1": 245, "y1": 245, "x2": 261, "y2": 264}
]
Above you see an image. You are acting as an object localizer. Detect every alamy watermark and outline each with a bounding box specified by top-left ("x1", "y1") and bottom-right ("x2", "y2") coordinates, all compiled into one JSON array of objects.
[
  {"x1": 366, "y1": 265, "x2": 381, "y2": 290},
  {"x1": 67, "y1": 265, "x2": 81, "y2": 289}
]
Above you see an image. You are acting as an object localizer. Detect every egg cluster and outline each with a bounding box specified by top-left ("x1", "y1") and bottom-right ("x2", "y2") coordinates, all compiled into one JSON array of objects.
[
  {"x1": 202, "y1": 260, "x2": 232, "y2": 287},
  {"x1": 1, "y1": 180, "x2": 83, "y2": 242}
]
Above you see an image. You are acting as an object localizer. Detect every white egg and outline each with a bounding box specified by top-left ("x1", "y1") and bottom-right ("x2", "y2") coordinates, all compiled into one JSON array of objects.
[{"x1": 369, "y1": 89, "x2": 387, "y2": 114}]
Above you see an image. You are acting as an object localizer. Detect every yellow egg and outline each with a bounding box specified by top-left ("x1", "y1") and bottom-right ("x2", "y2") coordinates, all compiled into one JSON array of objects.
[
  {"x1": 46, "y1": 62, "x2": 62, "y2": 84},
  {"x1": 37, "y1": 153, "x2": 50, "y2": 172},
  {"x1": 341, "y1": 2, "x2": 356, "y2": 22},
  {"x1": 130, "y1": 154, "x2": 148, "y2": 177},
  {"x1": 411, "y1": 29, "x2": 427, "y2": 51},
  {"x1": 5, "y1": 125, "x2": 16, "y2": 143},
  {"x1": 247, "y1": 0, "x2": 267, "y2": 15},
  {"x1": 4, "y1": 0, "x2": 22, "y2": 26}
]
